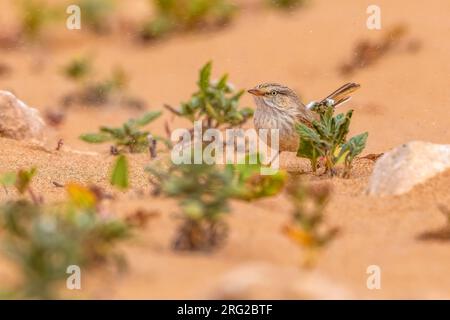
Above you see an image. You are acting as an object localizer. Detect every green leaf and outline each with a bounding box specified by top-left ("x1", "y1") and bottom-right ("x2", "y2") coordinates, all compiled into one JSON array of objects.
[
  {"x1": 347, "y1": 132, "x2": 369, "y2": 158},
  {"x1": 231, "y1": 89, "x2": 245, "y2": 101},
  {"x1": 134, "y1": 111, "x2": 162, "y2": 127},
  {"x1": 199, "y1": 61, "x2": 212, "y2": 92},
  {"x1": 334, "y1": 110, "x2": 353, "y2": 144},
  {"x1": 296, "y1": 123, "x2": 322, "y2": 144},
  {"x1": 204, "y1": 102, "x2": 220, "y2": 120},
  {"x1": 79, "y1": 133, "x2": 112, "y2": 143},
  {"x1": 240, "y1": 107, "x2": 254, "y2": 117},
  {"x1": 0, "y1": 172, "x2": 17, "y2": 186},
  {"x1": 229, "y1": 154, "x2": 286, "y2": 200},
  {"x1": 110, "y1": 155, "x2": 129, "y2": 190},
  {"x1": 216, "y1": 74, "x2": 228, "y2": 89},
  {"x1": 338, "y1": 132, "x2": 369, "y2": 163},
  {"x1": 16, "y1": 168, "x2": 37, "y2": 194},
  {"x1": 297, "y1": 138, "x2": 320, "y2": 159},
  {"x1": 99, "y1": 126, "x2": 125, "y2": 138},
  {"x1": 297, "y1": 139, "x2": 321, "y2": 171}
]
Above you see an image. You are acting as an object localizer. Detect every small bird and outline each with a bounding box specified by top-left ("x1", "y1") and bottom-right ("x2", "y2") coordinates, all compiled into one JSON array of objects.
[{"x1": 248, "y1": 82, "x2": 360, "y2": 154}]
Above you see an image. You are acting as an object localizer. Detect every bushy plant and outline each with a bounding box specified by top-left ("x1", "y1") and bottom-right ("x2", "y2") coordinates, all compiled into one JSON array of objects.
[
  {"x1": 80, "y1": 111, "x2": 162, "y2": 153},
  {"x1": 62, "y1": 56, "x2": 92, "y2": 84},
  {"x1": 77, "y1": 0, "x2": 116, "y2": 33},
  {"x1": 296, "y1": 102, "x2": 368, "y2": 177},
  {"x1": 147, "y1": 152, "x2": 285, "y2": 251},
  {"x1": 283, "y1": 180, "x2": 338, "y2": 267},
  {"x1": 267, "y1": 0, "x2": 307, "y2": 10},
  {"x1": 141, "y1": 0, "x2": 236, "y2": 40},
  {"x1": 18, "y1": 0, "x2": 61, "y2": 40},
  {"x1": 110, "y1": 155, "x2": 129, "y2": 190},
  {"x1": 62, "y1": 57, "x2": 145, "y2": 109},
  {"x1": 0, "y1": 169, "x2": 132, "y2": 299},
  {"x1": 165, "y1": 62, "x2": 253, "y2": 129}
]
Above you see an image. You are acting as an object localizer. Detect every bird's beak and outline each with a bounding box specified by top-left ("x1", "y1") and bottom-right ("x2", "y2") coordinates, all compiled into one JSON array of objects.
[{"x1": 248, "y1": 88, "x2": 265, "y2": 96}]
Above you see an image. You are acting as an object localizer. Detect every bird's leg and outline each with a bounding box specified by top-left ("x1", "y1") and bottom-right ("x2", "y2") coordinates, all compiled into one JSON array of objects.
[{"x1": 266, "y1": 150, "x2": 280, "y2": 168}]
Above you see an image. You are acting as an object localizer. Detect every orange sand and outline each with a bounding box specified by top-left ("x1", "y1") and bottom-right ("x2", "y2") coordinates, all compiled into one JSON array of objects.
[{"x1": 1, "y1": 0, "x2": 450, "y2": 299}]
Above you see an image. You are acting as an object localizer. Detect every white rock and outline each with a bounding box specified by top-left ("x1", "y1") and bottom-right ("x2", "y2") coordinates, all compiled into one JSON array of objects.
[
  {"x1": 0, "y1": 90, "x2": 45, "y2": 141},
  {"x1": 201, "y1": 262, "x2": 352, "y2": 299},
  {"x1": 367, "y1": 141, "x2": 450, "y2": 196}
]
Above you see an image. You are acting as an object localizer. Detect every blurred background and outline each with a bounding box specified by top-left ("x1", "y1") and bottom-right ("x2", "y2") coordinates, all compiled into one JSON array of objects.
[
  {"x1": 0, "y1": 0, "x2": 448, "y2": 153},
  {"x1": 1, "y1": 0, "x2": 450, "y2": 299}
]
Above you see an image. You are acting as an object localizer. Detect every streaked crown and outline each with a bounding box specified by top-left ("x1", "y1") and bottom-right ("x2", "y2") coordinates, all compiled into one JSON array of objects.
[{"x1": 248, "y1": 82, "x2": 303, "y2": 110}]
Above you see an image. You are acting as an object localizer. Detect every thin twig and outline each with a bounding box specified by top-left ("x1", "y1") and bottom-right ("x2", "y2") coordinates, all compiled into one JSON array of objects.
[
  {"x1": 52, "y1": 181, "x2": 64, "y2": 188},
  {"x1": 164, "y1": 120, "x2": 172, "y2": 139},
  {"x1": 163, "y1": 104, "x2": 181, "y2": 116},
  {"x1": 56, "y1": 139, "x2": 64, "y2": 151},
  {"x1": 28, "y1": 188, "x2": 43, "y2": 205},
  {"x1": 147, "y1": 134, "x2": 157, "y2": 159},
  {"x1": 110, "y1": 145, "x2": 119, "y2": 156}
]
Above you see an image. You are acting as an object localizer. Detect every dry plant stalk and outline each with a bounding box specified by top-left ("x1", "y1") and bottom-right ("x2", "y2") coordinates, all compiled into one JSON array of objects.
[
  {"x1": 283, "y1": 180, "x2": 338, "y2": 268},
  {"x1": 340, "y1": 24, "x2": 418, "y2": 75}
]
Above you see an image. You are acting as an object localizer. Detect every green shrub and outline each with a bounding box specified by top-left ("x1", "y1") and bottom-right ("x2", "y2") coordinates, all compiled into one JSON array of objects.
[
  {"x1": 141, "y1": 0, "x2": 236, "y2": 40},
  {"x1": 147, "y1": 153, "x2": 285, "y2": 251},
  {"x1": 283, "y1": 180, "x2": 338, "y2": 267},
  {"x1": 18, "y1": 0, "x2": 61, "y2": 40},
  {"x1": 78, "y1": 0, "x2": 116, "y2": 33},
  {"x1": 165, "y1": 62, "x2": 253, "y2": 129},
  {"x1": 80, "y1": 111, "x2": 162, "y2": 153},
  {"x1": 0, "y1": 170, "x2": 132, "y2": 299},
  {"x1": 296, "y1": 103, "x2": 368, "y2": 177},
  {"x1": 267, "y1": 0, "x2": 307, "y2": 10}
]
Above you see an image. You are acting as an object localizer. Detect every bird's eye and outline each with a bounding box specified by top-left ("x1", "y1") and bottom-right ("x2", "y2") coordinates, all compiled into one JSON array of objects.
[{"x1": 270, "y1": 91, "x2": 278, "y2": 96}]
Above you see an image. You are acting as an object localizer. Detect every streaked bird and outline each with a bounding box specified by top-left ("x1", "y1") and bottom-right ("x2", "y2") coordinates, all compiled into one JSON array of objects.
[{"x1": 248, "y1": 82, "x2": 360, "y2": 153}]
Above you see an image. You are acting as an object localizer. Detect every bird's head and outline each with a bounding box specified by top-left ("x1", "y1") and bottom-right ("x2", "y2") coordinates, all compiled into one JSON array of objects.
[{"x1": 248, "y1": 83, "x2": 302, "y2": 110}]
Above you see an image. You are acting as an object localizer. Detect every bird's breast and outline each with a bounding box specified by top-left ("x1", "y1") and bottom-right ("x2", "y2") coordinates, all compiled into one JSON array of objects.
[{"x1": 253, "y1": 105, "x2": 299, "y2": 152}]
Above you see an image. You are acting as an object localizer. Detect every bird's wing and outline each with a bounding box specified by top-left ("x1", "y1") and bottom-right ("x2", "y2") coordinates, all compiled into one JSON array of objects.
[{"x1": 296, "y1": 107, "x2": 318, "y2": 126}]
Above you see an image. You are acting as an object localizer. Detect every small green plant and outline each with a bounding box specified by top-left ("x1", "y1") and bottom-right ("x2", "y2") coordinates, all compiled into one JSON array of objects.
[
  {"x1": 283, "y1": 180, "x2": 338, "y2": 268},
  {"x1": 267, "y1": 0, "x2": 307, "y2": 10},
  {"x1": 296, "y1": 102, "x2": 368, "y2": 177},
  {"x1": 80, "y1": 111, "x2": 162, "y2": 153},
  {"x1": 141, "y1": 0, "x2": 236, "y2": 40},
  {"x1": 0, "y1": 167, "x2": 41, "y2": 204},
  {"x1": 165, "y1": 62, "x2": 253, "y2": 129},
  {"x1": 231, "y1": 156, "x2": 287, "y2": 201},
  {"x1": 0, "y1": 169, "x2": 133, "y2": 299},
  {"x1": 147, "y1": 152, "x2": 285, "y2": 251},
  {"x1": 18, "y1": 0, "x2": 61, "y2": 40},
  {"x1": 62, "y1": 57, "x2": 145, "y2": 109},
  {"x1": 110, "y1": 155, "x2": 129, "y2": 190},
  {"x1": 63, "y1": 56, "x2": 92, "y2": 84},
  {"x1": 78, "y1": 0, "x2": 116, "y2": 34}
]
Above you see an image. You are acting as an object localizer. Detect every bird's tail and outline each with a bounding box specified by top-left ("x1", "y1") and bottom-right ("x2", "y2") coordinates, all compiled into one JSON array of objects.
[{"x1": 319, "y1": 83, "x2": 361, "y2": 108}]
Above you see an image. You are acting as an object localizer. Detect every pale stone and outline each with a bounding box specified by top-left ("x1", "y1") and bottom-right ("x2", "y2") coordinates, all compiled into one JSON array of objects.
[
  {"x1": 367, "y1": 141, "x2": 450, "y2": 196},
  {"x1": 201, "y1": 262, "x2": 351, "y2": 299},
  {"x1": 0, "y1": 90, "x2": 45, "y2": 141}
]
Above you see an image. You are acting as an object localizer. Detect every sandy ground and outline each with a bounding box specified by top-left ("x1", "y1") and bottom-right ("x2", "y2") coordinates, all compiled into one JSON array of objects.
[{"x1": 1, "y1": 0, "x2": 450, "y2": 299}]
